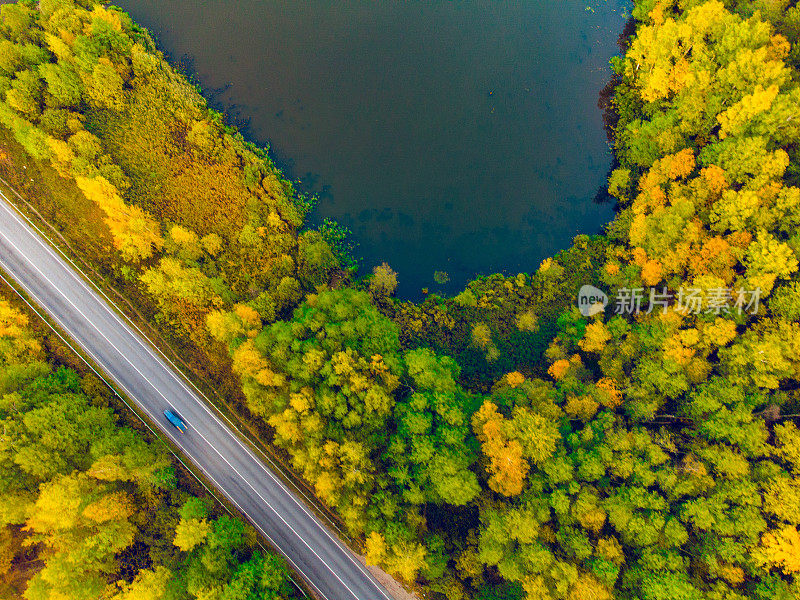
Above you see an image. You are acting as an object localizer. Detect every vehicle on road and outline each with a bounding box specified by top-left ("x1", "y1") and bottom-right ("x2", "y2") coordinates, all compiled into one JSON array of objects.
[{"x1": 164, "y1": 409, "x2": 187, "y2": 433}]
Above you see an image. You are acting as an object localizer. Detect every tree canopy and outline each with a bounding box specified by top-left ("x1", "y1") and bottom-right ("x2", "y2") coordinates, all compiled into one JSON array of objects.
[{"x1": 3, "y1": 0, "x2": 800, "y2": 599}]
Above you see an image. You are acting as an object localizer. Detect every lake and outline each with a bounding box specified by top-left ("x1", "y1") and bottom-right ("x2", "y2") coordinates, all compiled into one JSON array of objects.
[{"x1": 118, "y1": 0, "x2": 630, "y2": 298}]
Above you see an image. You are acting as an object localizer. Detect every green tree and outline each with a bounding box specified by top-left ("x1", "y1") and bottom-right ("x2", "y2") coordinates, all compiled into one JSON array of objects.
[
  {"x1": 5, "y1": 69, "x2": 42, "y2": 117},
  {"x1": 386, "y1": 348, "x2": 480, "y2": 506},
  {"x1": 39, "y1": 61, "x2": 82, "y2": 108}
]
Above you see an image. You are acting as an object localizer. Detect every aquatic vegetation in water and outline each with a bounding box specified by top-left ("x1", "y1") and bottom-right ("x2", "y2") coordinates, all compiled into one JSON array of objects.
[{"x1": 433, "y1": 270, "x2": 450, "y2": 284}]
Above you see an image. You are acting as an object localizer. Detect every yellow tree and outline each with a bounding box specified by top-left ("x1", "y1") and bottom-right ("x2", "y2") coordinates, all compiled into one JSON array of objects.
[
  {"x1": 75, "y1": 175, "x2": 163, "y2": 262},
  {"x1": 472, "y1": 401, "x2": 530, "y2": 496},
  {"x1": 754, "y1": 526, "x2": 800, "y2": 574}
]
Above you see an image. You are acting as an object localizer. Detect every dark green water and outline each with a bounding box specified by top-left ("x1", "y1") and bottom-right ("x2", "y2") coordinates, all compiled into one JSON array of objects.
[{"x1": 118, "y1": 0, "x2": 629, "y2": 297}]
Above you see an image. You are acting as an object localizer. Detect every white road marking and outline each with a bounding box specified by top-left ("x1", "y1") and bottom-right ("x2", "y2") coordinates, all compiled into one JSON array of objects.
[
  {"x1": 0, "y1": 227, "x2": 369, "y2": 600},
  {"x1": 0, "y1": 188, "x2": 345, "y2": 538},
  {"x1": 0, "y1": 196, "x2": 392, "y2": 600},
  {"x1": 0, "y1": 268, "x2": 317, "y2": 600}
]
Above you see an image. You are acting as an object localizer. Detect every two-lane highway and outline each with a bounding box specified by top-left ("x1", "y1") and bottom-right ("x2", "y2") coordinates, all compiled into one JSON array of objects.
[{"x1": 0, "y1": 191, "x2": 394, "y2": 600}]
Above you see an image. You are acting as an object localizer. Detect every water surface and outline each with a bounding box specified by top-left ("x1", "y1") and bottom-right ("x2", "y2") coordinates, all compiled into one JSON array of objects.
[{"x1": 119, "y1": 0, "x2": 629, "y2": 297}]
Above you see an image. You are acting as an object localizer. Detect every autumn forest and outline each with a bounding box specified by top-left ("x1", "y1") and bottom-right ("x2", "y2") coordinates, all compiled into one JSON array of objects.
[{"x1": 1, "y1": 0, "x2": 800, "y2": 599}]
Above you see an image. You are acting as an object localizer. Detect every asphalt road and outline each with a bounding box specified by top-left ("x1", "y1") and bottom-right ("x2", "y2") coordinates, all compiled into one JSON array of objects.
[{"x1": 0, "y1": 192, "x2": 395, "y2": 600}]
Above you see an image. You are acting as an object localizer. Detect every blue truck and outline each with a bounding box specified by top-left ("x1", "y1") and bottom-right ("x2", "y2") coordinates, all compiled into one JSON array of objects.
[{"x1": 164, "y1": 409, "x2": 187, "y2": 433}]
